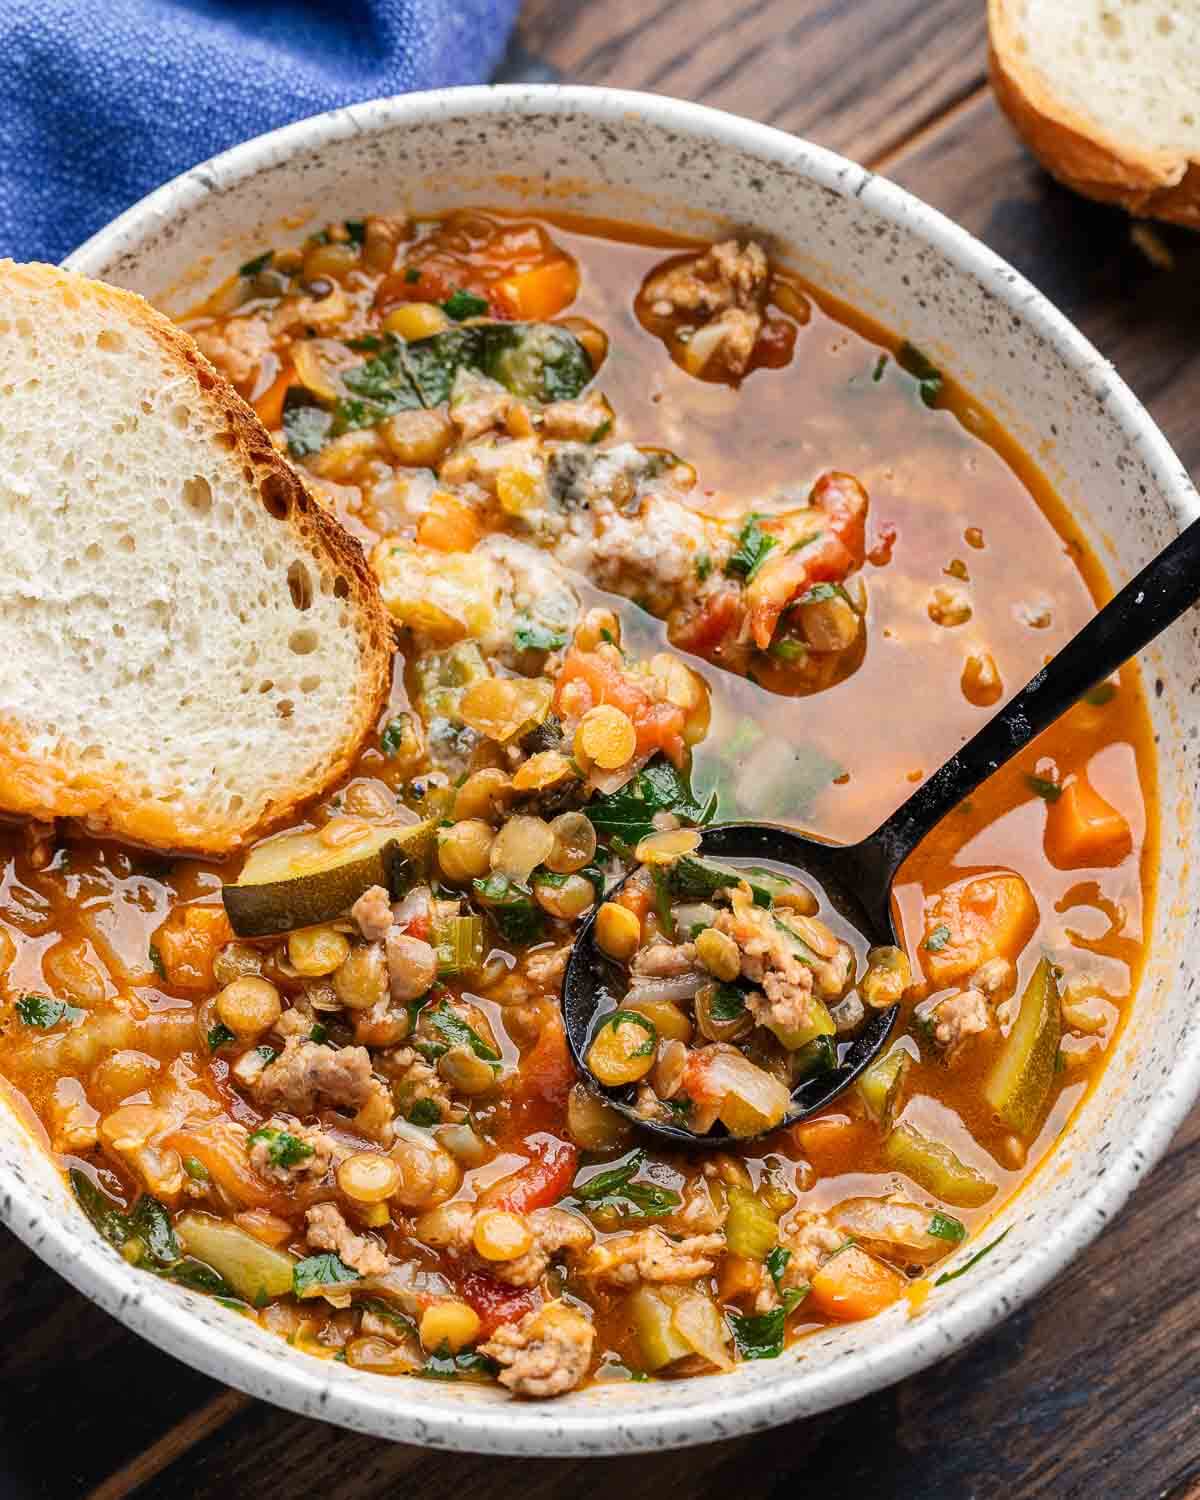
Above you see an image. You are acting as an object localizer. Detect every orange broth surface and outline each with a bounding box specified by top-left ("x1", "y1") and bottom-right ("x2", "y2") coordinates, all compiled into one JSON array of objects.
[{"x1": 0, "y1": 208, "x2": 1154, "y2": 1390}]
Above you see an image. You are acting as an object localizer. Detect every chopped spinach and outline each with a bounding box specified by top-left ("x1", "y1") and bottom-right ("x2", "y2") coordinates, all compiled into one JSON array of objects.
[
  {"x1": 725, "y1": 514, "x2": 778, "y2": 584},
  {"x1": 207, "y1": 1022, "x2": 236, "y2": 1051},
  {"x1": 765, "y1": 1244, "x2": 791, "y2": 1293},
  {"x1": 923, "y1": 924, "x2": 951, "y2": 952},
  {"x1": 728, "y1": 1306, "x2": 787, "y2": 1360},
  {"x1": 472, "y1": 872, "x2": 545, "y2": 944},
  {"x1": 70, "y1": 1170, "x2": 180, "y2": 1267},
  {"x1": 148, "y1": 943, "x2": 166, "y2": 979},
  {"x1": 708, "y1": 984, "x2": 749, "y2": 1023},
  {"x1": 428, "y1": 1001, "x2": 501, "y2": 1063},
  {"x1": 16, "y1": 993, "x2": 82, "y2": 1028},
  {"x1": 665, "y1": 855, "x2": 779, "y2": 909},
  {"x1": 571, "y1": 1149, "x2": 681, "y2": 1218},
  {"x1": 420, "y1": 1345, "x2": 500, "y2": 1380},
  {"x1": 1085, "y1": 681, "x2": 1117, "y2": 706},
  {"x1": 380, "y1": 713, "x2": 415, "y2": 758},
  {"x1": 293, "y1": 1253, "x2": 360, "y2": 1297},
  {"x1": 344, "y1": 219, "x2": 366, "y2": 244},
  {"x1": 586, "y1": 757, "x2": 717, "y2": 845}
]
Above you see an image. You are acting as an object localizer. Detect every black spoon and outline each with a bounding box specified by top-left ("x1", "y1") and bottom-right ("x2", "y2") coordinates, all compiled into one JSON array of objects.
[{"x1": 562, "y1": 513, "x2": 1200, "y2": 1146}]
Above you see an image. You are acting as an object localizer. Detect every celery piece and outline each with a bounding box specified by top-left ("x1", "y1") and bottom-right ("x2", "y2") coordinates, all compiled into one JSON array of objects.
[
  {"x1": 628, "y1": 1285, "x2": 691, "y2": 1370},
  {"x1": 434, "y1": 913, "x2": 485, "y2": 976},
  {"x1": 724, "y1": 1186, "x2": 780, "y2": 1261}
]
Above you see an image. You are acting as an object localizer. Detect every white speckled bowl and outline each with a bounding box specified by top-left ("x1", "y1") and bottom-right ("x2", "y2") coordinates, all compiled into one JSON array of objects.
[{"x1": 5, "y1": 86, "x2": 1197, "y2": 1454}]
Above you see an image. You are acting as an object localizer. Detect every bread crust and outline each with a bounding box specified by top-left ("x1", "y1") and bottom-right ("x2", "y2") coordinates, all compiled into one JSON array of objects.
[
  {"x1": 988, "y1": 0, "x2": 1200, "y2": 227},
  {"x1": 0, "y1": 260, "x2": 394, "y2": 856}
]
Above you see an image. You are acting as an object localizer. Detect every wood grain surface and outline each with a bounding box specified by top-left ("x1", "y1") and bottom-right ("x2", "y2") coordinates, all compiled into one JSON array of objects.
[{"x1": 4, "y1": 5, "x2": 1199, "y2": 1497}]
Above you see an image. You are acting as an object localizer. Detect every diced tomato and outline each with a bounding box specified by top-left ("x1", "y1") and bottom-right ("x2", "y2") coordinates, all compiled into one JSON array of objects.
[
  {"x1": 669, "y1": 585, "x2": 741, "y2": 657},
  {"x1": 744, "y1": 471, "x2": 868, "y2": 649},
  {"x1": 457, "y1": 1271, "x2": 540, "y2": 1337},
  {"x1": 554, "y1": 648, "x2": 687, "y2": 767},
  {"x1": 519, "y1": 1014, "x2": 576, "y2": 1111},
  {"x1": 866, "y1": 520, "x2": 898, "y2": 567},
  {"x1": 480, "y1": 1134, "x2": 578, "y2": 1214}
]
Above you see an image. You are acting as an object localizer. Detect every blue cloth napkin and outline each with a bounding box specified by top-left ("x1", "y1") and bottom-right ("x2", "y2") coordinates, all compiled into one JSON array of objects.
[{"x1": 0, "y1": 0, "x2": 521, "y2": 265}]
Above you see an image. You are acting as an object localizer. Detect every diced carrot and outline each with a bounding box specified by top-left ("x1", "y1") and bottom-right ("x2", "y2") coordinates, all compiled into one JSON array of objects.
[
  {"x1": 492, "y1": 258, "x2": 580, "y2": 321},
  {"x1": 616, "y1": 880, "x2": 654, "y2": 922},
  {"x1": 921, "y1": 872, "x2": 1038, "y2": 987},
  {"x1": 1045, "y1": 776, "x2": 1132, "y2": 869},
  {"x1": 153, "y1": 904, "x2": 233, "y2": 991},
  {"x1": 787, "y1": 1114, "x2": 873, "y2": 1170},
  {"x1": 415, "y1": 492, "x2": 482, "y2": 553},
  {"x1": 809, "y1": 1245, "x2": 905, "y2": 1321},
  {"x1": 252, "y1": 365, "x2": 293, "y2": 430},
  {"x1": 554, "y1": 648, "x2": 687, "y2": 767},
  {"x1": 479, "y1": 1135, "x2": 578, "y2": 1214},
  {"x1": 718, "y1": 1253, "x2": 763, "y2": 1302}
]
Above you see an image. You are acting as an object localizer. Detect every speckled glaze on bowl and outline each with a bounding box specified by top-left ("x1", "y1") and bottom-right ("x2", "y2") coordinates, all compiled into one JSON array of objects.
[{"x1": 4, "y1": 85, "x2": 1195, "y2": 1455}]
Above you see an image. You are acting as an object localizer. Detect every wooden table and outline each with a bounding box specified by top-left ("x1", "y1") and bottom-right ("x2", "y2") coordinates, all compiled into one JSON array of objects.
[{"x1": 7, "y1": 4, "x2": 1200, "y2": 1495}]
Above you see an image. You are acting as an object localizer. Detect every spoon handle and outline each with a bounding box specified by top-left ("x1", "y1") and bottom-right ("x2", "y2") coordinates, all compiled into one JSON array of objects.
[{"x1": 856, "y1": 512, "x2": 1200, "y2": 905}]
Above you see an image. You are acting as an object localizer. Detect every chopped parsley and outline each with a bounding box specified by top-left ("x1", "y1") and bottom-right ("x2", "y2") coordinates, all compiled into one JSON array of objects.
[
  {"x1": 927, "y1": 1211, "x2": 967, "y2": 1244},
  {"x1": 408, "y1": 1097, "x2": 442, "y2": 1127},
  {"x1": 380, "y1": 714, "x2": 414, "y2": 757},
  {"x1": 872, "y1": 352, "x2": 889, "y2": 381},
  {"x1": 897, "y1": 341, "x2": 943, "y2": 407},
  {"x1": 571, "y1": 1150, "x2": 681, "y2": 1218},
  {"x1": 442, "y1": 289, "x2": 489, "y2": 321},
  {"x1": 588, "y1": 416, "x2": 614, "y2": 443},
  {"x1": 148, "y1": 943, "x2": 166, "y2": 979},
  {"x1": 725, "y1": 514, "x2": 778, "y2": 584},
  {"x1": 309, "y1": 1023, "x2": 329, "y2": 1045},
  {"x1": 600, "y1": 1009, "x2": 658, "y2": 1059},
  {"x1": 935, "y1": 1227, "x2": 1011, "y2": 1285},
  {"x1": 207, "y1": 1022, "x2": 236, "y2": 1051},
  {"x1": 238, "y1": 250, "x2": 273, "y2": 277},
  {"x1": 293, "y1": 1253, "x2": 360, "y2": 1297},
  {"x1": 695, "y1": 551, "x2": 713, "y2": 582},
  {"x1": 923, "y1": 924, "x2": 952, "y2": 952},
  {"x1": 1026, "y1": 774, "x2": 1062, "y2": 802},
  {"x1": 182, "y1": 1156, "x2": 210, "y2": 1182},
  {"x1": 16, "y1": 994, "x2": 82, "y2": 1028},
  {"x1": 513, "y1": 615, "x2": 568, "y2": 654},
  {"x1": 247, "y1": 1127, "x2": 314, "y2": 1170},
  {"x1": 344, "y1": 219, "x2": 366, "y2": 244},
  {"x1": 404, "y1": 266, "x2": 421, "y2": 284}
]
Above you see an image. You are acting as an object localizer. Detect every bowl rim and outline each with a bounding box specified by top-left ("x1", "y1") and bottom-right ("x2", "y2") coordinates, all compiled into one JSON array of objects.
[{"x1": 12, "y1": 80, "x2": 1195, "y2": 1454}]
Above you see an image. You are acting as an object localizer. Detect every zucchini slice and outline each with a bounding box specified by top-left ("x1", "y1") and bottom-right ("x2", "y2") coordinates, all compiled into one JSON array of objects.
[
  {"x1": 223, "y1": 820, "x2": 435, "y2": 938},
  {"x1": 983, "y1": 956, "x2": 1061, "y2": 1136}
]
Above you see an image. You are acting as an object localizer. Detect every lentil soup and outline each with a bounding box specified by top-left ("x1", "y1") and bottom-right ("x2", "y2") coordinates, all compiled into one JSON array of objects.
[{"x1": 0, "y1": 209, "x2": 1153, "y2": 1396}]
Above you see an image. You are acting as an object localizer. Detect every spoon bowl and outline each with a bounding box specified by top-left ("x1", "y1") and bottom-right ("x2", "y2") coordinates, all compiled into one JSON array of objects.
[
  {"x1": 562, "y1": 513, "x2": 1200, "y2": 1146},
  {"x1": 562, "y1": 824, "x2": 902, "y2": 1146}
]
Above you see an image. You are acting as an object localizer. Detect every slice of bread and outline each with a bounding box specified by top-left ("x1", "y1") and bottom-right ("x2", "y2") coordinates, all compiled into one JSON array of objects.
[
  {"x1": 0, "y1": 261, "x2": 393, "y2": 855},
  {"x1": 989, "y1": 0, "x2": 1200, "y2": 226}
]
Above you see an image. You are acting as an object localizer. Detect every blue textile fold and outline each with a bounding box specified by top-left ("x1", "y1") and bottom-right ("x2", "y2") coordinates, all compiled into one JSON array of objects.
[{"x1": 0, "y1": 0, "x2": 521, "y2": 264}]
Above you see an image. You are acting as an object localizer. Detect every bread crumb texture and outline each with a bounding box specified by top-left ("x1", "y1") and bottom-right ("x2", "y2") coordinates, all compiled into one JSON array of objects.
[
  {"x1": 990, "y1": 0, "x2": 1200, "y2": 224},
  {"x1": 0, "y1": 261, "x2": 392, "y2": 854}
]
